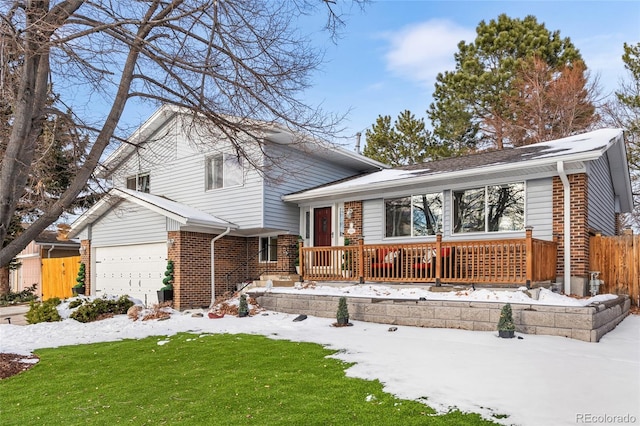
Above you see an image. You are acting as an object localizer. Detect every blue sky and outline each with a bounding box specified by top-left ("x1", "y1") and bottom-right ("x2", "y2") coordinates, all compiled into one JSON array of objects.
[{"x1": 298, "y1": 0, "x2": 640, "y2": 148}]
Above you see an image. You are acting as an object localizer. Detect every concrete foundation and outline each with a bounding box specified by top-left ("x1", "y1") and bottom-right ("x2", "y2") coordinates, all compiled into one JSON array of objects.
[{"x1": 250, "y1": 290, "x2": 630, "y2": 343}]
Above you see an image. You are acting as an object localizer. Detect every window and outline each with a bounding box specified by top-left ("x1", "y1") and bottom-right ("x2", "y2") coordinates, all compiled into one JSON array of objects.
[
  {"x1": 453, "y1": 183, "x2": 524, "y2": 233},
  {"x1": 126, "y1": 173, "x2": 150, "y2": 193},
  {"x1": 260, "y1": 237, "x2": 278, "y2": 262},
  {"x1": 206, "y1": 154, "x2": 243, "y2": 190},
  {"x1": 385, "y1": 192, "x2": 442, "y2": 238}
]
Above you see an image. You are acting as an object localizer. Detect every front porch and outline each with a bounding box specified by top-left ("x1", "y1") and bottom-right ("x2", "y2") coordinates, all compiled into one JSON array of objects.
[{"x1": 299, "y1": 228, "x2": 557, "y2": 287}]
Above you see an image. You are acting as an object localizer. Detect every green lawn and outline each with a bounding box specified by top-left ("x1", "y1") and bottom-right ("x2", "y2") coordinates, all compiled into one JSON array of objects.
[{"x1": 0, "y1": 333, "x2": 499, "y2": 425}]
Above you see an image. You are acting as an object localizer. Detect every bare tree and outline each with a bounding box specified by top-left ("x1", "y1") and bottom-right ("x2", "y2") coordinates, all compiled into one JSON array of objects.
[
  {"x1": 502, "y1": 57, "x2": 600, "y2": 146},
  {"x1": 0, "y1": 0, "x2": 365, "y2": 268}
]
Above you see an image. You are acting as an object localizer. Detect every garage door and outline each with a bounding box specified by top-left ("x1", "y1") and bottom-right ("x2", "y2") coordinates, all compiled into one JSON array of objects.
[{"x1": 94, "y1": 243, "x2": 167, "y2": 306}]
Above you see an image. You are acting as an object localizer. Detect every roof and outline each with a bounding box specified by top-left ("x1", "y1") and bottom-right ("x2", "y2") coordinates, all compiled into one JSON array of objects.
[
  {"x1": 99, "y1": 104, "x2": 387, "y2": 178},
  {"x1": 69, "y1": 188, "x2": 237, "y2": 238},
  {"x1": 283, "y1": 128, "x2": 633, "y2": 212},
  {"x1": 33, "y1": 230, "x2": 80, "y2": 247}
]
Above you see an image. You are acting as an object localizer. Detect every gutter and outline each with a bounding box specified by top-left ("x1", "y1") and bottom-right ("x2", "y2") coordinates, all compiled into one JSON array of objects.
[
  {"x1": 210, "y1": 227, "x2": 232, "y2": 308},
  {"x1": 557, "y1": 161, "x2": 571, "y2": 294}
]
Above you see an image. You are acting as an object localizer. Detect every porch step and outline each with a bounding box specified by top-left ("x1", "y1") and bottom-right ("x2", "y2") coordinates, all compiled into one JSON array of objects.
[{"x1": 251, "y1": 274, "x2": 300, "y2": 288}]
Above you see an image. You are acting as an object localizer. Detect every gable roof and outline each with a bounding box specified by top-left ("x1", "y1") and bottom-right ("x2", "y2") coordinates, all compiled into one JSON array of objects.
[
  {"x1": 283, "y1": 128, "x2": 633, "y2": 212},
  {"x1": 68, "y1": 188, "x2": 237, "y2": 238},
  {"x1": 99, "y1": 104, "x2": 387, "y2": 178}
]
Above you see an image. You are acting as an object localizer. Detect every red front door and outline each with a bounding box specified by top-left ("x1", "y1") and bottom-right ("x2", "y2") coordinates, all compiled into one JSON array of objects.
[{"x1": 314, "y1": 207, "x2": 332, "y2": 265}]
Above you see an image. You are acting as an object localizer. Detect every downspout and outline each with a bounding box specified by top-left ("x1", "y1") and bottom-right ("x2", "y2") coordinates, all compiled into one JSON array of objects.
[
  {"x1": 557, "y1": 161, "x2": 571, "y2": 294},
  {"x1": 47, "y1": 245, "x2": 56, "y2": 258},
  {"x1": 210, "y1": 227, "x2": 232, "y2": 308}
]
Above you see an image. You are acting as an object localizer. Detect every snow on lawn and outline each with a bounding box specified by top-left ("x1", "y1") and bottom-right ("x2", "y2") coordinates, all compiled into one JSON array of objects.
[{"x1": 0, "y1": 285, "x2": 638, "y2": 426}]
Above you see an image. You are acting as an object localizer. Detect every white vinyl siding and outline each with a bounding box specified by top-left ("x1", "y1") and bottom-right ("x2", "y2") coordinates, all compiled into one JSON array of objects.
[
  {"x1": 91, "y1": 200, "x2": 167, "y2": 246},
  {"x1": 587, "y1": 155, "x2": 616, "y2": 235}
]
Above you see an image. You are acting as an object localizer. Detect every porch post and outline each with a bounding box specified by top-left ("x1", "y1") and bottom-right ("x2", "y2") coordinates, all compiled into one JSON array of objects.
[
  {"x1": 358, "y1": 237, "x2": 364, "y2": 284},
  {"x1": 299, "y1": 240, "x2": 304, "y2": 282},
  {"x1": 525, "y1": 226, "x2": 533, "y2": 289},
  {"x1": 435, "y1": 233, "x2": 442, "y2": 287}
]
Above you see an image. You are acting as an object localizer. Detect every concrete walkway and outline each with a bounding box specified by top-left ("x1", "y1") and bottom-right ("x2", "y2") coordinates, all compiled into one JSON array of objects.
[{"x1": 0, "y1": 305, "x2": 29, "y2": 326}]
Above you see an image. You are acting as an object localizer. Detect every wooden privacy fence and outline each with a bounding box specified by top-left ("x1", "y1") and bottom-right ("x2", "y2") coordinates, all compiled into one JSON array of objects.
[
  {"x1": 300, "y1": 229, "x2": 557, "y2": 286},
  {"x1": 590, "y1": 232, "x2": 639, "y2": 306},
  {"x1": 42, "y1": 256, "x2": 81, "y2": 300}
]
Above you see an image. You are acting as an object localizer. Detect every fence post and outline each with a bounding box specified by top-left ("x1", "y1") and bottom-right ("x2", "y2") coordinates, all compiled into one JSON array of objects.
[
  {"x1": 358, "y1": 237, "x2": 365, "y2": 284},
  {"x1": 435, "y1": 233, "x2": 442, "y2": 287},
  {"x1": 525, "y1": 226, "x2": 533, "y2": 289}
]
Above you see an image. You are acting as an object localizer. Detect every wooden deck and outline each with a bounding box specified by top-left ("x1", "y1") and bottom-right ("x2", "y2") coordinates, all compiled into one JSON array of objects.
[{"x1": 300, "y1": 229, "x2": 557, "y2": 287}]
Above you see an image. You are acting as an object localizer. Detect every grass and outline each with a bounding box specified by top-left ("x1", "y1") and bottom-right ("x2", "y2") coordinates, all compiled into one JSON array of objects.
[{"x1": 0, "y1": 333, "x2": 498, "y2": 425}]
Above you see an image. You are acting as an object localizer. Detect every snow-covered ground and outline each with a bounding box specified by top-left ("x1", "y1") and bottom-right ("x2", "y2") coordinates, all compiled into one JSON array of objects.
[{"x1": 1, "y1": 285, "x2": 638, "y2": 426}]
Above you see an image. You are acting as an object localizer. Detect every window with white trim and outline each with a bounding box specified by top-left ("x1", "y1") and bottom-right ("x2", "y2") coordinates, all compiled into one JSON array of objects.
[
  {"x1": 385, "y1": 192, "x2": 443, "y2": 238},
  {"x1": 126, "y1": 173, "x2": 150, "y2": 193},
  {"x1": 452, "y1": 183, "x2": 525, "y2": 233},
  {"x1": 259, "y1": 237, "x2": 277, "y2": 262},
  {"x1": 205, "y1": 154, "x2": 243, "y2": 190}
]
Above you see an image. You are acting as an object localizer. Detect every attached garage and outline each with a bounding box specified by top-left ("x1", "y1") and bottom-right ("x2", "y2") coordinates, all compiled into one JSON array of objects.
[{"x1": 94, "y1": 243, "x2": 167, "y2": 305}]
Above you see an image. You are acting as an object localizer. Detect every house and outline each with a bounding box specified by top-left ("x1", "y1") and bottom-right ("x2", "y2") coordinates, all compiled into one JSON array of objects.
[
  {"x1": 283, "y1": 128, "x2": 634, "y2": 296},
  {"x1": 10, "y1": 230, "x2": 81, "y2": 300},
  {"x1": 68, "y1": 105, "x2": 386, "y2": 309}
]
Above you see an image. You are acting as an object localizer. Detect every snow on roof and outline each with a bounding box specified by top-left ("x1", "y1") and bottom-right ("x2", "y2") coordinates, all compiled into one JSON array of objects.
[
  {"x1": 69, "y1": 188, "x2": 236, "y2": 237},
  {"x1": 284, "y1": 128, "x2": 625, "y2": 201}
]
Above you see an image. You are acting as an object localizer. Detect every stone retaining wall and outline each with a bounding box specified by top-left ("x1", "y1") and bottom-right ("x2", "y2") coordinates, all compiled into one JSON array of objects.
[{"x1": 250, "y1": 291, "x2": 630, "y2": 342}]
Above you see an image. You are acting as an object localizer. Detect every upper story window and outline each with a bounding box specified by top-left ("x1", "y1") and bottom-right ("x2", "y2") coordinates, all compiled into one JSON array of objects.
[
  {"x1": 259, "y1": 236, "x2": 277, "y2": 262},
  {"x1": 385, "y1": 192, "x2": 443, "y2": 238},
  {"x1": 126, "y1": 173, "x2": 150, "y2": 193},
  {"x1": 453, "y1": 182, "x2": 525, "y2": 234},
  {"x1": 206, "y1": 154, "x2": 243, "y2": 190}
]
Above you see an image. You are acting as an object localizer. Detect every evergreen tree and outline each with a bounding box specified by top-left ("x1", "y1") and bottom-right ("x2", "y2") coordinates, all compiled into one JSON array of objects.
[
  {"x1": 428, "y1": 14, "x2": 591, "y2": 150},
  {"x1": 363, "y1": 110, "x2": 450, "y2": 166}
]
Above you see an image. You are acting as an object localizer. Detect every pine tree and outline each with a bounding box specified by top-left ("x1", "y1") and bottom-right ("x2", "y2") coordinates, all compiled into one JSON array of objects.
[
  {"x1": 497, "y1": 303, "x2": 515, "y2": 331},
  {"x1": 336, "y1": 296, "x2": 349, "y2": 325},
  {"x1": 428, "y1": 14, "x2": 593, "y2": 150}
]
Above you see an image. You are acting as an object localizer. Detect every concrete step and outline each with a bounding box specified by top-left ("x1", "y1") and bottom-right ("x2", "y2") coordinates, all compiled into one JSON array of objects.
[
  {"x1": 253, "y1": 279, "x2": 297, "y2": 288},
  {"x1": 259, "y1": 274, "x2": 300, "y2": 282}
]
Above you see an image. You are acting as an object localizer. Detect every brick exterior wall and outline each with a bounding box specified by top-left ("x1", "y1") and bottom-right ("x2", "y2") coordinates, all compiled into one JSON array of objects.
[
  {"x1": 80, "y1": 240, "x2": 91, "y2": 294},
  {"x1": 169, "y1": 231, "x2": 298, "y2": 310},
  {"x1": 344, "y1": 201, "x2": 363, "y2": 242},
  {"x1": 552, "y1": 174, "x2": 590, "y2": 279}
]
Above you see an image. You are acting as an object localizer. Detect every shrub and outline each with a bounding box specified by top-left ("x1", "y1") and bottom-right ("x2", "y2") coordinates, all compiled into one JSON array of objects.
[
  {"x1": 238, "y1": 294, "x2": 249, "y2": 317},
  {"x1": 70, "y1": 296, "x2": 134, "y2": 323},
  {"x1": 68, "y1": 299, "x2": 84, "y2": 309},
  {"x1": 497, "y1": 303, "x2": 515, "y2": 331},
  {"x1": 26, "y1": 298, "x2": 62, "y2": 324},
  {"x1": 0, "y1": 284, "x2": 38, "y2": 306},
  {"x1": 336, "y1": 296, "x2": 349, "y2": 324}
]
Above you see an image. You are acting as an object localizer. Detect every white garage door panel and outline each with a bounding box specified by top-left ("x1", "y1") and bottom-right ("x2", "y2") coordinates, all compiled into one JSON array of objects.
[{"x1": 95, "y1": 243, "x2": 166, "y2": 305}]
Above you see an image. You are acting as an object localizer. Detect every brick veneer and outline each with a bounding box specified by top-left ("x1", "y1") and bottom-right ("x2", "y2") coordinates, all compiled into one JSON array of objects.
[
  {"x1": 169, "y1": 231, "x2": 298, "y2": 310},
  {"x1": 552, "y1": 174, "x2": 590, "y2": 279},
  {"x1": 344, "y1": 201, "x2": 363, "y2": 242}
]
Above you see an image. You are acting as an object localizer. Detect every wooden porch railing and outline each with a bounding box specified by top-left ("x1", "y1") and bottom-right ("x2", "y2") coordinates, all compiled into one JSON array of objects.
[{"x1": 299, "y1": 228, "x2": 557, "y2": 286}]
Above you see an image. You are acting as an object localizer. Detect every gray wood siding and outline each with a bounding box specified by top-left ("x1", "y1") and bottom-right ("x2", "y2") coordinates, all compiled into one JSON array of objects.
[
  {"x1": 112, "y1": 120, "x2": 178, "y2": 188},
  {"x1": 362, "y1": 179, "x2": 553, "y2": 243},
  {"x1": 587, "y1": 155, "x2": 616, "y2": 235},
  {"x1": 362, "y1": 199, "x2": 384, "y2": 242},
  {"x1": 264, "y1": 144, "x2": 366, "y2": 233},
  {"x1": 91, "y1": 200, "x2": 167, "y2": 246},
  {"x1": 525, "y1": 178, "x2": 553, "y2": 240}
]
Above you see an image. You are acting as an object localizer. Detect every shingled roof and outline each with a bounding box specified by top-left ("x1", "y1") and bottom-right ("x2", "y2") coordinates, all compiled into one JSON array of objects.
[{"x1": 283, "y1": 128, "x2": 632, "y2": 212}]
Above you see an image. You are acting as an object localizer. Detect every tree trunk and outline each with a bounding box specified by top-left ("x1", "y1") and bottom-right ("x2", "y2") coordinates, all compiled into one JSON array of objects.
[{"x1": 0, "y1": 266, "x2": 10, "y2": 296}]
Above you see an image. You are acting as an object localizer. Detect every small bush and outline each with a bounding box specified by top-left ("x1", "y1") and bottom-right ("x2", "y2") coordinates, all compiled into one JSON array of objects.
[
  {"x1": 26, "y1": 298, "x2": 62, "y2": 324},
  {"x1": 70, "y1": 296, "x2": 134, "y2": 323},
  {"x1": 0, "y1": 284, "x2": 38, "y2": 306},
  {"x1": 68, "y1": 299, "x2": 84, "y2": 309}
]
